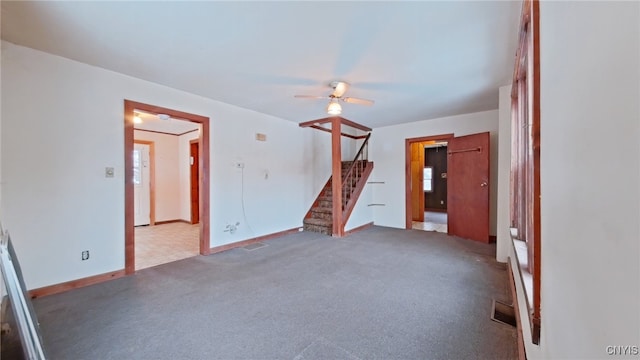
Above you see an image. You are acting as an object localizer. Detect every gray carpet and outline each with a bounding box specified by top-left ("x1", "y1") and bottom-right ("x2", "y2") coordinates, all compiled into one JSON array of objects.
[{"x1": 3, "y1": 226, "x2": 517, "y2": 359}]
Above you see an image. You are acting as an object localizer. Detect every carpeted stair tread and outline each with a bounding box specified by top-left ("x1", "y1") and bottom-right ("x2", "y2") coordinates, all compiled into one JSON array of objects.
[
  {"x1": 303, "y1": 218, "x2": 332, "y2": 226},
  {"x1": 311, "y1": 207, "x2": 332, "y2": 214},
  {"x1": 303, "y1": 160, "x2": 373, "y2": 235}
]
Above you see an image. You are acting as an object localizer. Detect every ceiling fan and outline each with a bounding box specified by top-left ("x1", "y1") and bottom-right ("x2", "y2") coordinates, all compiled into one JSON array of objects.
[{"x1": 294, "y1": 81, "x2": 374, "y2": 115}]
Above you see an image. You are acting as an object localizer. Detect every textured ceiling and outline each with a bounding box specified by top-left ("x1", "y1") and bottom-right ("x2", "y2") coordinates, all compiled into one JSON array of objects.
[{"x1": 1, "y1": 1, "x2": 520, "y2": 128}]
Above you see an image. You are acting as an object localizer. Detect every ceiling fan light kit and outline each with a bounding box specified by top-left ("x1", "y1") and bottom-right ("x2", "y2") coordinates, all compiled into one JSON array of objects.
[
  {"x1": 327, "y1": 100, "x2": 342, "y2": 115},
  {"x1": 295, "y1": 80, "x2": 374, "y2": 115}
]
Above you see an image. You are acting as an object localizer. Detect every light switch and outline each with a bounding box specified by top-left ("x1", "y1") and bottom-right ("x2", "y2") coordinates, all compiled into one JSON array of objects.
[{"x1": 105, "y1": 167, "x2": 115, "y2": 178}]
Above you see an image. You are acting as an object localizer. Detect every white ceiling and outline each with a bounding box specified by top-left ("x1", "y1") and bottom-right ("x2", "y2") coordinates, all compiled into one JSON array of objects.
[
  {"x1": 1, "y1": 1, "x2": 520, "y2": 128},
  {"x1": 133, "y1": 111, "x2": 200, "y2": 135}
]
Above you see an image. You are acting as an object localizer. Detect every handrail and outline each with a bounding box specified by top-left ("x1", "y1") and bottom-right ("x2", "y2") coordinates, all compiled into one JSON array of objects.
[{"x1": 341, "y1": 132, "x2": 371, "y2": 210}]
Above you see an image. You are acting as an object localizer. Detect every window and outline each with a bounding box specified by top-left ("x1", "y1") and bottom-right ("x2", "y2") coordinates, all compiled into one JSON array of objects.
[
  {"x1": 133, "y1": 149, "x2": 141, "y2": 185},
  {"x1": 423, "y1": 167, "x2": 433, "y2": 192}
]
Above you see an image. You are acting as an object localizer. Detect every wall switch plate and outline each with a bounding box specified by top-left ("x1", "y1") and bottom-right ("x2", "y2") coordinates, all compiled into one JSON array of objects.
[
  {"x1": 105, "y1": 167, "x2": 115, "y2": 178},
  {"x1": 82, "y1": 250, "x2": 90, "y2": 260}
]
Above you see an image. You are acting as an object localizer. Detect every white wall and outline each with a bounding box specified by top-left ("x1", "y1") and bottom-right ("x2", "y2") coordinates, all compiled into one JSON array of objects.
[
  {"x1": 511, "y1": 2, "x2": 640, "y2": 358},
  {"x1": 133, "y1": 130, "x2": 181, "y2": 222},
  {"x1": 178, "y1": 129, "x2": 200, "y2": 221},
  {"x1": 1, "y1": 41, "x2": 312, "y2": 290},
  {"x1": 496, "y1": 85, "x2": 511, "y2": 262},
  {"x1": 370, "y1": 110, "x2": 499, "y2": 236}
]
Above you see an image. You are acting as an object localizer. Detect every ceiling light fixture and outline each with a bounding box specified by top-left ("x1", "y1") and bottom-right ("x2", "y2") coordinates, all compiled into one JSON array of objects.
[
  {"x1": 157, "y1": 114, "x2": 170, "y2": 121},
  {"x1": 327, "y1": 100, "x2": 342, "y2": 115},
  {"x1": 133, "y1": 113, "x2": 142, "y2": 124}
]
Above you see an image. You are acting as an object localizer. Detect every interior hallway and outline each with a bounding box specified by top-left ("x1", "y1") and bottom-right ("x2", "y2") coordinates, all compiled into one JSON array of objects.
[{"x1": 135, "y1": 222, "x2": 199, "y2": 270}]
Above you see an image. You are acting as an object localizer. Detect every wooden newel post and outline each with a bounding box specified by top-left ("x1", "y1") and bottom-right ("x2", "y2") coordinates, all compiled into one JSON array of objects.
[{"x1": 331, "y1": 117, "x2": 344, "y2": 237}]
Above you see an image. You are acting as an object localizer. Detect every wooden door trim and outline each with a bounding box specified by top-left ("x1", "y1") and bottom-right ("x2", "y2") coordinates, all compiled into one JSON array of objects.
[
  {"x1": 133, "y1": 140, "x2": 156, "y2": 225},
  {"x1": 189, "y1": 139, "x2": 200, "y2": 225},
  {"x1": 405, "y1": 134, "x2": 454, "y2": 229},
  {"x1": 125, "y1": 100, "x2": 211, "y2": 275}
]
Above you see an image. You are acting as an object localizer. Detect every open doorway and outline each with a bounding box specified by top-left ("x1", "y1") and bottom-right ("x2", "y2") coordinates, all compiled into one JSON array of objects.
[
  {"x1": 124, "y1": 100, "x2": 210, "y2": 274},
  {"x1": 412, "y1": 141, "x2": 449, "y2": 233},
  {"x1": 406, "y1": 134, "x2": 453, "y2": 233},
  {"x1": 405, "y1": 132, "x2": 490, "y2": 243}
]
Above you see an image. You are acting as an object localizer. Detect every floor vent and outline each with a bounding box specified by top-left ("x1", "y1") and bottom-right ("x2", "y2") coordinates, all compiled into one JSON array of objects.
[
  {"x1": 243, "y1": 242, "x2": 267, "y2": 251},
  {"x1": 491, "y1": 299, "x2": 517, "y2": 328}
]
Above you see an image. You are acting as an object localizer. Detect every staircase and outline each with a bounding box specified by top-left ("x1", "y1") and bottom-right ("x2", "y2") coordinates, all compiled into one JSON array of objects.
[{"x1": 303, "y1": 159, "x2": 373, "y2": 235}]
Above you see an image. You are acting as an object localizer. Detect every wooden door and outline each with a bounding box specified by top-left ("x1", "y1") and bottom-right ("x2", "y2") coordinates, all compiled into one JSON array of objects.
[
  {"x1": 190, "y1": 141, "x2": 200, "y2": 224},
  {"x1": 447, "y1": 132, "x2": 490, "y2": 242},
  {"x1": 410, "y1": 142, "x2": 425, "y2": 222}
]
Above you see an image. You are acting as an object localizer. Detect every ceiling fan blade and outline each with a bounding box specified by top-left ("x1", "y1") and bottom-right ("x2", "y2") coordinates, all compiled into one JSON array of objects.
[
  {"x1": 294, "y1": 95, "x2": 328, "y2": 100},
  {"x1": 342, "y1": 97, "x2": 375, "y2": 106},
  {"x1": 331, "y1": 81, "x2": 350, "y2": 98}
]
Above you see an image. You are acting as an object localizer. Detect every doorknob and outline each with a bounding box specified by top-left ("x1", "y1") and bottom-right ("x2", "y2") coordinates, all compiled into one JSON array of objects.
[{"x1": 480, "y1": 182, "x2": 488, "y2": 187}]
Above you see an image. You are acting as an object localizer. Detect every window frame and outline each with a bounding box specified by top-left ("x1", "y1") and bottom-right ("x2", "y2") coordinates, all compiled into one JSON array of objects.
[{"x1": 510, "y1": 0, "x2": 541, "y2": 345}]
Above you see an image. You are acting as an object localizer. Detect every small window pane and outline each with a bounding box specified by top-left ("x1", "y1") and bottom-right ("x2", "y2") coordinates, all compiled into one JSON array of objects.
[
  {"x1": 423, "y1": 167, "x2": 433, "y2": 192},
  {"x1": 133, "y1": 149, "x2": 141, "y2": 185}
]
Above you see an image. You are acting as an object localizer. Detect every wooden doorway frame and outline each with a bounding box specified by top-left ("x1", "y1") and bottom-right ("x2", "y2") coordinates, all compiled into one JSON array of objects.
[
  {"x1": 405, "y1": 133, "x2": 454, "y2": 229},
  {"x1": 189, "y1": 139, "x2": 200, "y2": 225},
  {"x1": 124, "y1": 100, "x2": 211, "y2": 275},
  {"x1": 133, "y1": 139, "x2": 156, "y2": 226}
]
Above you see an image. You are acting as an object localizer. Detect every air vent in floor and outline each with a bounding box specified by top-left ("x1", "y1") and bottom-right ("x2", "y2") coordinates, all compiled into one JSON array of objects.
[{"x1": 491, "y1": 299, "x2": 517, "y2": 327}]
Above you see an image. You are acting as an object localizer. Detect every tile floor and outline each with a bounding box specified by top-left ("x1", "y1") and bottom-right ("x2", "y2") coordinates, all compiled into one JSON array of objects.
[
  {"x1": 412, "y1": 211, "x2": 448, "y2": 233},
  {"x1": 135, "y1": 222, "x2": 199, "y2": 270}
]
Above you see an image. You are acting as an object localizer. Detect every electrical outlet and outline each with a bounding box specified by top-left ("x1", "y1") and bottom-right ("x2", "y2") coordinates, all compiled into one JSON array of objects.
[{"x1": 82, "y1": 250, "x2": 90, "y2": 261}]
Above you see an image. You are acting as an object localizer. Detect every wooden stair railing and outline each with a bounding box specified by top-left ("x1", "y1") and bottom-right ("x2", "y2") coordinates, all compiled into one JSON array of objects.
[
  {"x1": 341, "y1": 133, "x2": 372, "y2": 223},
  {"x1": 303, "y1": 133, "x2": 373, "y2": 236}
]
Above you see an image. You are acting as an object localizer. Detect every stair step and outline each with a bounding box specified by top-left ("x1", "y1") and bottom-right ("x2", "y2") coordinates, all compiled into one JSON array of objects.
[
  {"x1": 311, "y1": 206, "x2": 332, "y2": 214},
  {"x1": 303, "y1": 223, "x2": 332, "y2": 236},
  {"x1": 310, "y1": 208, "x2": 332, "y2": 220},
  {"x1": 303, "y1": 217, "x2": 332, "y2": 227}
]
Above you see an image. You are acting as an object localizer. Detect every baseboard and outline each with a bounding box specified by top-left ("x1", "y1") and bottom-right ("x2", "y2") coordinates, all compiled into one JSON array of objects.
[
  {"x1": 507, "y1": 258, "x2": 527, "y2": 360},
  {"x1": 28, "y1": 269, "x2": 126, "y2": 299},
  {"x1": 209, "y1": 227, "x2": 301, "y2": 254},
  {"x1": 154, "y1": 219, "x2": 191, "y2": 225},
  {"x1": 344, "y1": 222, "x2": 374, "y2": 235}
]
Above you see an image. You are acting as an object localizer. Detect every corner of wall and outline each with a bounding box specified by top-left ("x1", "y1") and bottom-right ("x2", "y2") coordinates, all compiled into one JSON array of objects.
[{"x1": 496, "y1": 84, "x2": 512, "y2": 263}]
